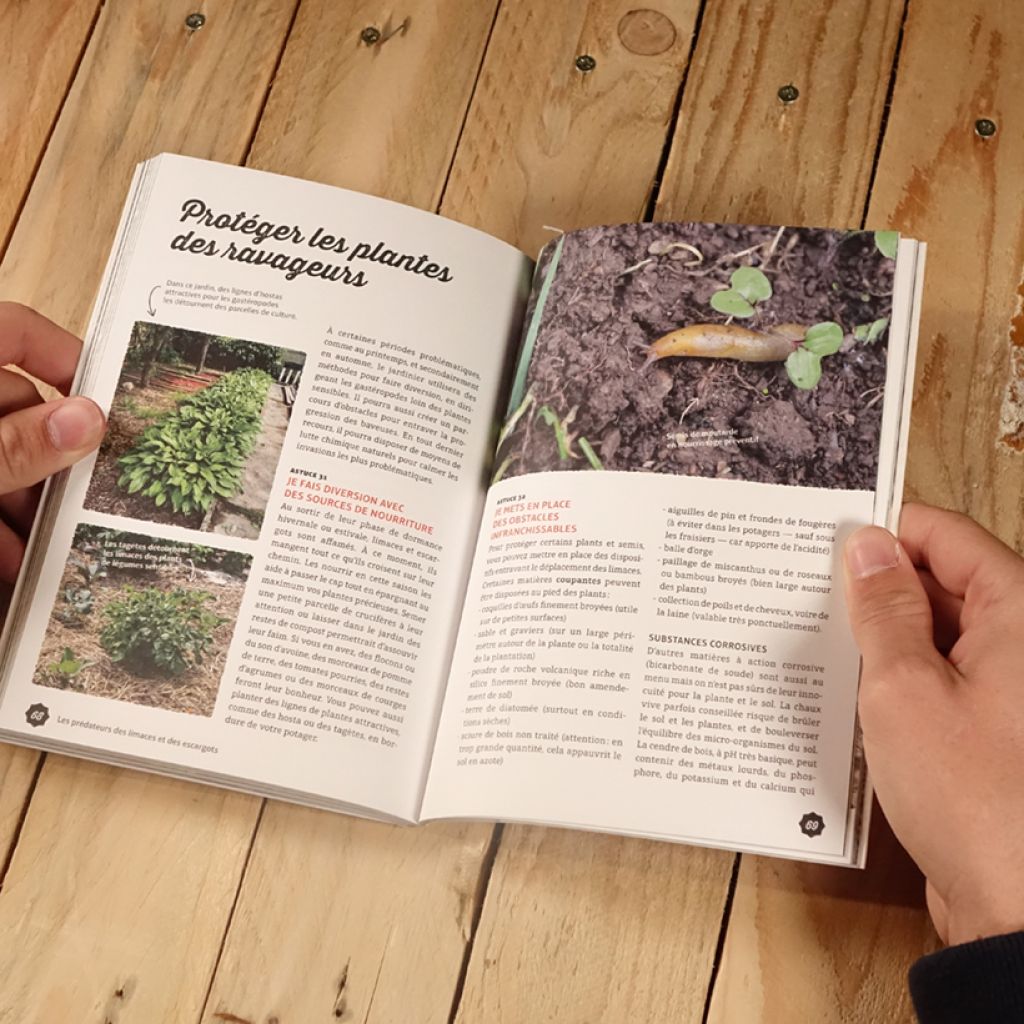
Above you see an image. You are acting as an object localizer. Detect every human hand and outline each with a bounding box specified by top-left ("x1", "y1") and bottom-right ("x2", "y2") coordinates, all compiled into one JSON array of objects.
[
  {"x1": 844, "y1": 503, "x2": 1024, "y2": 946},
  {"x1": 0, "y1": 303, "x2": 105, "y2": 583}
]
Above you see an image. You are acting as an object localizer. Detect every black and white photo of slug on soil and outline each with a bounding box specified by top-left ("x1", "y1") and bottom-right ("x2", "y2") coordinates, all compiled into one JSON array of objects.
[{"x1": 494, "y1": 222, "x2": 896, "y2": 491}]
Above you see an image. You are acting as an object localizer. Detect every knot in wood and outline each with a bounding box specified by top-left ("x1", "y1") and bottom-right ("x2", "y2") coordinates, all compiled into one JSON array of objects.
[{"x1": 617, "y1": 10, "x2": 677, "y2": 56}]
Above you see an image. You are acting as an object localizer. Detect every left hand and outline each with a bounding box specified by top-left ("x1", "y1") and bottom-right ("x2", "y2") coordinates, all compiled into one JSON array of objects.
[{"x1": 0, "y1": 303, "x2": 106, "y2": 582}]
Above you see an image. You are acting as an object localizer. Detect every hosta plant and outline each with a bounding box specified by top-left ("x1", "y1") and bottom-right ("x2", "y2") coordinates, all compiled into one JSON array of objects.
[
  {"x1": 117, "y1": 369, "x2": 271, "y2": 516},
  {"x1": 100, "y1": 587, "x2": 224, "y2": 677}
]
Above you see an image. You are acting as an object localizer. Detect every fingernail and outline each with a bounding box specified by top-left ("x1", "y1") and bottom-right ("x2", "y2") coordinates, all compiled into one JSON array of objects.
[
  {"x1": 46, "y1": 398, "x2": 105, "y2": 452},
  {"x1": 846, "y1": 527, "x2": 900, "y2": 579}
]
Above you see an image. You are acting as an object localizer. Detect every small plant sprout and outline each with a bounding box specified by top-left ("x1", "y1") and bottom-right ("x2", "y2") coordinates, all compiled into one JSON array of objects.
[
  {"x1": 578, "y1": 437, "x2": 604, "y2": 470},
  {"x1": 710, "y1": 266, "x2": 772, "y2": 318},
  {"x1": 785, "y1": 321, "x2": 844, "y2": 390},
  {"x1": 873, "y1": 231, "x2": 899, "y2": 259},
  {"x1": 48, "y1": 647, "x2": 91, "y2": 686},
  {"x1": 853, "y1": 317, "x2": 889, "y2": 344},
  {"x1": 538, "y1": 405, "x2": 577, "y2": 461}
]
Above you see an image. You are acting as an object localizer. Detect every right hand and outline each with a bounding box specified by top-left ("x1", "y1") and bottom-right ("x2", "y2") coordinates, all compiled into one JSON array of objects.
[{"x1": 843, "y1": 503, "x2": 1024, "y2": 946}]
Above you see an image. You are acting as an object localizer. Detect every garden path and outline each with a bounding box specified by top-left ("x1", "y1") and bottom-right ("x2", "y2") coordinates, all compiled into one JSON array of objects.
[{"x1": 208, "y1": 385, "x2": 292, "y2": 538}]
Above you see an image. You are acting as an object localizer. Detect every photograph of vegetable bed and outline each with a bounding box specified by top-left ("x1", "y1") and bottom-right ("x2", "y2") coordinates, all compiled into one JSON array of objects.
[
  {"x1": 84, "y1": 322, "x2": 305, "y2": 538},
  {"x1": 495, "y1": 223, "x2": 894, "y2": 490},
  {"x1": 34, "y1": 526, "x2": 251, "y2": 716}
]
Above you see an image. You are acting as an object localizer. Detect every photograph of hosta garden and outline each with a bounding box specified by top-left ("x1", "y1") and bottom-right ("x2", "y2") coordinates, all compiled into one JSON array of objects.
[
  {"x1": 83, "y1": 322, "x2": 305, "y2": 538},
  {"x1": 34, "y1": 526, "x2": 251, "y2": 716}
]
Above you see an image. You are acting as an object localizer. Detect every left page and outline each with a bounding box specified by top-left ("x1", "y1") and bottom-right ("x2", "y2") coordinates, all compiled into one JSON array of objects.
[{"x1": 0, "y1": 155, "x2": 530, "y2": 821}]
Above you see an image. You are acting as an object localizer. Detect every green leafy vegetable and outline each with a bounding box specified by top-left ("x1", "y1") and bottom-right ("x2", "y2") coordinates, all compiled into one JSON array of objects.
[{"x1": 100, "y1": 587, "x2": 224, "y2": 677}]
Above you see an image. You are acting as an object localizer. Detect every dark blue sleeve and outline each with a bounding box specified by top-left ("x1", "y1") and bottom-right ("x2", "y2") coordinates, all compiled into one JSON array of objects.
[{"x1": 910, "y1": 931, "x2": 1024, "y2": 1023}]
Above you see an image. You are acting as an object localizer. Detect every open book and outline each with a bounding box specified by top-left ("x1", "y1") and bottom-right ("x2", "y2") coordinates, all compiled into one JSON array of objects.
[{"x1": 0, "y1": 155, "x2": 924, "y2": 866}]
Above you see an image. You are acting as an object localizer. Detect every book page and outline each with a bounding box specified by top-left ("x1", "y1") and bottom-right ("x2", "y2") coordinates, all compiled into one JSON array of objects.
[
  {"x1": 0, "y1": 155, "x2": 529, "y2": 821},
  {"x1": 422, "y1": 222, "x2": 919, "y2": 862}
]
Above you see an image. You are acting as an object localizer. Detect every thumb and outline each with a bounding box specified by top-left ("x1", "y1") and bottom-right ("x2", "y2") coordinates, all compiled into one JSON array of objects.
[
  {"x1": 843, "y1": 526, "x2": 940, "y2": 678},
  {"x1": 0, "y1": 396, "x2": 106, "y2": 494}
]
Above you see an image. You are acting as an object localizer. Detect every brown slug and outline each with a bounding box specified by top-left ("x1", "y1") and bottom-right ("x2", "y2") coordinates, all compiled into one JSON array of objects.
[{"x1": 642, "y1": 323, "x2": 807, "y2": 370}]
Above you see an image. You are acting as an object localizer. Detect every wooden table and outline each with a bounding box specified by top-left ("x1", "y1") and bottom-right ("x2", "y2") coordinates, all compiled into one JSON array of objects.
[{"x1": 0, "y1": 1, "x2": 1019, "y2": 1020}]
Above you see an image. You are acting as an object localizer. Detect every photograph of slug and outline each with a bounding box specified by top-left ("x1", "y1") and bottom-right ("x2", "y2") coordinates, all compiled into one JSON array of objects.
[
  {"x1": 642, "y1": 323, "x2": 808, "y2": 368},
  {"x1": 494, "y1": 221, "x2": 893, "y2": 491}
]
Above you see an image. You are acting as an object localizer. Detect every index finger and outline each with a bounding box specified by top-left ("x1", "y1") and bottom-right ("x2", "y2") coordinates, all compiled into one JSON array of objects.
[
  {"x1": 0, "y1": 303, "x2": 83, "y2": 394},
  {"x1": 898, "y1": 502, "x2": 1024, "y2": 602}
]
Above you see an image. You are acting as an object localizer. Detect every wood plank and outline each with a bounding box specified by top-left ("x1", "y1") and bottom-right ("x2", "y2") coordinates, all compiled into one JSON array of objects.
[
  {"x1": 444, "y1": 0, "x2": 702, "y2": 256},
  {"x1": 0, "y1": 0, "x2": 297, "y2": 1017},
  {"x1": 0, "y1": 760, "x2": 255, "y2": 1024},
  {"x1": 204, "y1": 810, "x2": 493, "y2": 1024},
  {"x1": 0, "y1": 0, "x2": 299, "y2": 333},
  {"x1": 443, "y1": 4, "x2": 743, "y2": 1023},
  {"x1": 653, "y1": 3, "x2": 940, "y2": 1022},
  {"x1": 657, "y1": 0, "x2": 904, "y2": 228},
  {"x1": 248, "y1": 0, "x2": 499, "y2": 209},
  {"x1": 707, "y1": 820, "x2": 937, "y2": 1024},
  {"x1": 866, "y1": 0, "x2": 1024, "y2": 546},
  {"x1": 455, "y1": 828, "x2": 732, "y2": 1024},
  {"x1": 0, "y1": 0, "x2": 102, "y2": 252}
]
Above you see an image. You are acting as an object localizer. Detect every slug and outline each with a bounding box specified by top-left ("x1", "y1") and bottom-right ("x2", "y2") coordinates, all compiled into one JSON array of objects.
[{"x1": 642, "y1": 323, "x2": 807, "y2": 370}]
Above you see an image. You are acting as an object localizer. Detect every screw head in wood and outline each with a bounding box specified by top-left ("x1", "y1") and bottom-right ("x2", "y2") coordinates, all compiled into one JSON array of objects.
[
  {"x1": 778, "y1": 83, "x2": 799, "y2": 104},
  {"x1": 184, "y1": 12, "x2": 206, "y2": 30},
  {"x1": 361, "y1": 26, "x2": 382, "y2": 45},
  {"x1": 975, "y1": 117, "x2": 997, "y2": 138},
  {"x1": 575, "y1": 54, "x2": 597, "y2": 73}
]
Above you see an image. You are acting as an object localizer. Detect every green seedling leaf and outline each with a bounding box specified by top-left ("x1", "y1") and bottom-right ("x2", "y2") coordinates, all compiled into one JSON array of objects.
[
  {"x1": 865, "y1": 317, "x2": 888, "y2": 343},
  {"x1": 710, "y1": 289, "x2": 755, "y2": 317},
  {"x1": 853, "y1": 317, "x2": 889, "y2": 343},
  {"x1": 507, "y1": 237, "x2": 564, "y2": 414},
  {"x1": 539, "y1": 404, "x2": 573, "y2": 461},
  {"x1": 786, "y1": 348, "x2": 822, "y2": 389},
  {"x1": 874, "y1": 230, "x2": 899, "y2": 259},
  {"x1": 496, "y1": 387, "x2": 534, "y2": 452},
  {"x1": 803, "y1": 321, "x2": 844, "y2": 356},
  {"x1": 491, "y1": 452, "x2": 517, "y2": 485},
  {"x1": 731, "y1": 266, "x2": 772, "y2": 303},
  {"x1": 578, "y1": 437, "x2": 604, "y2": 470}
]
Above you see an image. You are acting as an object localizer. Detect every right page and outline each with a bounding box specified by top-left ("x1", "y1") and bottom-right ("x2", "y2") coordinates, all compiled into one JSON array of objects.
[{"x1": 422, "y1": 222, "x2": 923, "y2": 865}]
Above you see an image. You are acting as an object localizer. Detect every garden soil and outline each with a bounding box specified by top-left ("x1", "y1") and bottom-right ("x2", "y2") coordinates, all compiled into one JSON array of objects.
[{"x1": 502, "y1": 223, "x2": 893, "y2": 490}]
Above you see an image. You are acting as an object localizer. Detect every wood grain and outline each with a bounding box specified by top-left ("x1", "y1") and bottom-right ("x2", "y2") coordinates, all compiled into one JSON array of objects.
[
  {"x1": 444, "y1": 0, "x2": 702, "y2": 256},
  {"x1": 866, "y1": 0, "x2": 1024, "y2": 547},
  {"x1": 455, "y1": 828, "x2": 733, "y2": 1024},
  {"x1": 249, "y1": 0, "x2": 500, "y2": 209},
  {"x1": 0, "y1": 0, "x2": 300, "y2": 333},
  {"x1": 707, "y1": 819, "x2": 938, "y2": 1024},
  {"x1": 658, "y1": 0, "x2": 904, "y2": 228},
  {"x1": 0, "y1": 0, "x2": 101, "y2": 253},
  {"x1": 0, "y1": 760, "x2": 256, "y2": 1024},
  {"x1": 0, "y1": 0, "x2": 296, "y2": 1017},
  {"x1": 204, "y1": 810, "x2": 493, "y2": 1024}
]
